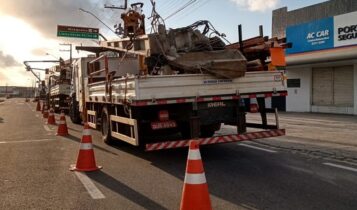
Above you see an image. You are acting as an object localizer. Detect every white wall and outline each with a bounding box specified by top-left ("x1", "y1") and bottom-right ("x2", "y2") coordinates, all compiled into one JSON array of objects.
[{"x1": 286, "y1": 67, "x2": 311, "y2": 112}]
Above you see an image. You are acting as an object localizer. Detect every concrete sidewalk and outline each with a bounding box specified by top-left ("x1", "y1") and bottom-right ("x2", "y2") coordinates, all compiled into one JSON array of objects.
[{"x1": 275, "y1": 112, "x2": 357, "y2": 147}]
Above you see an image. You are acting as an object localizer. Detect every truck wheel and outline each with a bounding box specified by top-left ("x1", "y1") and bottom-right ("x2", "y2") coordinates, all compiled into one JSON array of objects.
[
  {"x1": 200, "y1": 123, "x2": 221, "y2": 138},
  {"x1": 69, "y1": 97, "x2": 81, "y2": 124},
  {"x1": 101, "y1": 107, "x2": 114, "y2": 145}
]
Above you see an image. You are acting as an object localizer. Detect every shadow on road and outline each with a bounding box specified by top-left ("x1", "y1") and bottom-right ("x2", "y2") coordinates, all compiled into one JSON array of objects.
[
  {"x1": 105, "y1": 142, "x2": 291, "y2": 209},
  {"x1": 87, "y1": 170, "x2": 167, "y2": 210},
  {"x1": 63, "y1": 134, "x2": 119, "y2": 156}
]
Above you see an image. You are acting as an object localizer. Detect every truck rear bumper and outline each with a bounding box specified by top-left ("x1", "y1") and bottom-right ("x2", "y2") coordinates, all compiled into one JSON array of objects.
[{"x1": 145, "y1": 129, "x2": 285, "y2": 151}]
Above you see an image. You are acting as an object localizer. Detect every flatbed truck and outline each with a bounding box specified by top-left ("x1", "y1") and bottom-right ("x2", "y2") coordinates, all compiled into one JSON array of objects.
[{"x1": 70, "y1": 2, "x2": 287, "y2": 151}]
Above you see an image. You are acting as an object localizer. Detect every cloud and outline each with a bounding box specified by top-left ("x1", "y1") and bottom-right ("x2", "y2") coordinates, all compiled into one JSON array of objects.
[
  {"x1": 0, "y1": 66, "x2": 33, "y2": 86},
  {"x1": 0, "y1": 51, "x2": 21, "y2": 67},
  {"x1": 0, "y1": 0, "x2": 125, "y2": 39},
  {"x1": 31, "y1": 48, "x2": 49, "y2": 57},
  {"x1": 229, "y1": 0, "x2": 279, "y2": 12}
]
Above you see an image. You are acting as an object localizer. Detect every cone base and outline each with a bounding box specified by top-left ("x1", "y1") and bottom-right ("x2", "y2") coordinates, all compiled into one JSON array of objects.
[{"x1": 69, "y1": 164, "x2": 102, "y2": 172}]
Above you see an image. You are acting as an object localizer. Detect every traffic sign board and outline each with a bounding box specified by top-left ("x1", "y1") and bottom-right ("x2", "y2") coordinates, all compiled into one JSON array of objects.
[{"x1": 57, "y1": 25, "x2": 99, "y2": 39}]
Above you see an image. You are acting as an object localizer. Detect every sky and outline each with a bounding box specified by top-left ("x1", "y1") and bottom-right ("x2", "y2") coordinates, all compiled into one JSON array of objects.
[{"x1": 0, "y1": 0, "x2": 328, "y2": 87}]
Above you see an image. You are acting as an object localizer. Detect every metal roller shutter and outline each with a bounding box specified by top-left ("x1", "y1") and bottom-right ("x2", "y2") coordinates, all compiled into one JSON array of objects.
[
  {"x1": 312, "y1": 66, "x2": 353, "y2": 107},
  {"x1": 333, "y1": 66, "x2": 353, "y2": 106},
  {"x1": 312, "y1": 67, "x2": 333, "y2": 106}
]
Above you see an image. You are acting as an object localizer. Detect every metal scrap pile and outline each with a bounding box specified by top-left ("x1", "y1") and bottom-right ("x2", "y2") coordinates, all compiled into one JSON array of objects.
[
  {"x1": 148, "y1": 21, "x2": 247, "y2": 79},
  {"x1": 226, "y1": 27, "x2": 290, "y2": 72}
]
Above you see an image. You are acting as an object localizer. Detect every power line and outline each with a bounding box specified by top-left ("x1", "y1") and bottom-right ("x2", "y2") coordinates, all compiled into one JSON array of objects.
[
  {"x1": 170, "y1": 0, "x2": 212, "y2": 22},
  {"x1": 164, "y1": 0, "x2": 197, "y2": 20},
  {"x1": 79, "y1": 8, "x2": 117, "y2": 36},
  {"x1": 159, "y1": 0, "x2": 177, "y2": 10},
  {"x1": 159, "y1": 1, "x2": 184, "y2": 17}
]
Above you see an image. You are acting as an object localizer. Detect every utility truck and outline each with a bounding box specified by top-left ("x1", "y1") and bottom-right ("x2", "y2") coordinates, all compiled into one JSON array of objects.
[
  {"x1": 46, "y1": 61, "x2": 71, "y2": 112},
  {"x1": 70, "y1": 2, "x2": 288, "y2": 151}
]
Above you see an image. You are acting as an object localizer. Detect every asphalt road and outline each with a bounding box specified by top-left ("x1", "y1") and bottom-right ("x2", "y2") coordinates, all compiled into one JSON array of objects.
[{"x1": 1, "y1": 98, "x2": 357, "y2": 210}]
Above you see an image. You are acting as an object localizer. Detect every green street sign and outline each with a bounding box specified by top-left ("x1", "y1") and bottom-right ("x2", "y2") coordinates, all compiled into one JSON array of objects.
[
  {"x1": 57, "y1": 31, "x2": 99, "y2": 39},
  {"x1": 57, "y1": 25, "x2": 99, "y2": 40}
]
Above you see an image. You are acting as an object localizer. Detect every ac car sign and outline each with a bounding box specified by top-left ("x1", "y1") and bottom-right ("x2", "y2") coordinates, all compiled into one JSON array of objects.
[{"x1": 286, "y1": 11, "x2": 357, "y2": 54}]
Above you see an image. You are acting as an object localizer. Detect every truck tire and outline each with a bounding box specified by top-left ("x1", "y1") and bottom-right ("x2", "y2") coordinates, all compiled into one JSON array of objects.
[
  {"x1": 69, "y1": 96, "x2": 81, "y2": 124},
  {"x1": 101, "y1": 107, "x2": 114, "y2": 145},
  {"x1": 200, "y1": 123, "x2": 221, "y2": 138}
]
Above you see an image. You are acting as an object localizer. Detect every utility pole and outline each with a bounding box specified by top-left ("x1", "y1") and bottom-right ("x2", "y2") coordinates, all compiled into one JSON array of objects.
[{"x1": 60, "y1": 43, "x2": 72, "y2": 65}]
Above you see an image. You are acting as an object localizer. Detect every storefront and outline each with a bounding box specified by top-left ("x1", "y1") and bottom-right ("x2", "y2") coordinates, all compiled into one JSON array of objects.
[{"x1": 272, "y1": 2, "x2": 357, "y2": 115}]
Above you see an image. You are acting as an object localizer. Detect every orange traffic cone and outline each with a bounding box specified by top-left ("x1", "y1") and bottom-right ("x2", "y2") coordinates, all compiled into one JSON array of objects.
[
  {"x1": 70, "y1": 123, "x2": 102, "y2": 172},
  {"x1": 43, "y1": 106, "x2": 49, "y2": 119},
  {"x1": 47, "y1": 108, "x2": 56, "y2": 125},
  {"x1": 180, "y1": 140, "x2": 212, "y2": 210},
  {"x1": 56, "y1": 111, "x2": 68, "y2": 136},
  {"x1": 36, "y1": 100, "x2": 41, "y2": 111}
]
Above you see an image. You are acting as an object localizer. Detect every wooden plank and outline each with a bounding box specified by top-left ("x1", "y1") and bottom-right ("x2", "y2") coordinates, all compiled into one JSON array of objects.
[
  {"x1": 87, "y1": 110, "x2": 96, "y2": 116},
  {"x1": 88, "y1": 122, "x2": 96, "y2": 129},
  {"x1": 110, "y1": 115, "x2": 136, "y2": 126},
  {"x1": 111, "y1": 131, "x2": 138, "y2": 146}
]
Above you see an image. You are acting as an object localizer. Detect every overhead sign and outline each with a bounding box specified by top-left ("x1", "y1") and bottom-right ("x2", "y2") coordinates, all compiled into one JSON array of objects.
[
  {"x1": 57, "y1": 25, "x2": 99, "y2": 39},
  {"x1": 286, "y1": 11, "x2": 357, "y2": 54}
]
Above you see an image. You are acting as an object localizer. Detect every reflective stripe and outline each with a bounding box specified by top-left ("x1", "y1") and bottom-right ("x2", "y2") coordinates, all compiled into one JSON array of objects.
[
  {"x1": 82, "y1": 129, "x2": 91, "y2": 136},
  {"x1": 59, "y1": 120, "x2": 65, "y2": 125},
  {"x1": 188, "y1": 149, "x2": 201, "y2": 160},
  {"x1": 184, "y1": 173, "x2": 207, "y2": 184},
  {"x1": 80, "y1": 143, "x2": 93, "y2": 150}
]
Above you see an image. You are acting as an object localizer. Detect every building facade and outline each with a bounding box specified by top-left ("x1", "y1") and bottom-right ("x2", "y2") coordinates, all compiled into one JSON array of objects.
[
  {"x1": 272, "y1": 0, "x2": 357, "y2": 115},
  {"x1": 0, "y1": 86, "x2": 34, "y2": 97}
]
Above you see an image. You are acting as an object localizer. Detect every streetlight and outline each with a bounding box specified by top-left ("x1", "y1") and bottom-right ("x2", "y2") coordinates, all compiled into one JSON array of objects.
[
  {"x1": 79, "y1": 8, "x2": 117, "y2": 38},
  {"x1": 45, "y1": 52, "x2": 59, "y2": 60}
]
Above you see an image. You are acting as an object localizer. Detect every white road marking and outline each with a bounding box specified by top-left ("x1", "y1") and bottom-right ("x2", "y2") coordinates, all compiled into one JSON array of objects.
[
  {"x1": 75, "y1": 172, "x2": 105, "y2": 199},
  {"x1": 36, "y1": 114, "x2": 39, "y2": 118},
  {"x1": 43, "y1": 125, "x2": 52, "y2": 132},
  {"x1": 323, "y1": 162, "x2": 357, "y2": 173},
  {"x1": 0, "y1": 139, "x2": 54, "y2": 144},
  {"x1": 238, "y1": 143, "x2": 277, "y2": 153}
]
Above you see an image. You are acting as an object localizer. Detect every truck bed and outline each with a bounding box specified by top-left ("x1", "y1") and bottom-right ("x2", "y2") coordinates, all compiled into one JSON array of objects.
[{"x1": 87, "y1": 71, "x2": 286, "y2": 104}]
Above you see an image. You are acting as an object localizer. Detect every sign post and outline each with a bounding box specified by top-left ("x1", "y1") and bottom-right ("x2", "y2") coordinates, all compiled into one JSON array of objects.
[{"x1": 57, "y1": 25, "x2": 99, "y2": 39}]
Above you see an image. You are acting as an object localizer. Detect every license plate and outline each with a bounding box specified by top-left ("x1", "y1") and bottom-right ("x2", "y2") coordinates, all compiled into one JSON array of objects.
[{"x1": 151, "y1": 121, "x2": 177, "y2": 130}]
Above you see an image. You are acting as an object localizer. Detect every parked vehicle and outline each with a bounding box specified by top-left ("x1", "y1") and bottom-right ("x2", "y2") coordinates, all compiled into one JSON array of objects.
[
  {"x1": 70, "y1": 2, "x2": 288, "y2": 151},
  {"x1": 46, "y1": 62, "x2": 71, "y2": 112}
]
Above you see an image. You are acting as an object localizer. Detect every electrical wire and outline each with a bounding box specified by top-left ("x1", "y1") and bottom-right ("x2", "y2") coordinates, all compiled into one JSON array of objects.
[
  {"x1": 169, "y1": 0, "x2": 212, "y2": 22},
  {"x1": 164, "y1": 0, "x2": 197, "y2": 20},
  {"x1": 159, "y1": 1, "x2": 184, "y2": 17}
]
